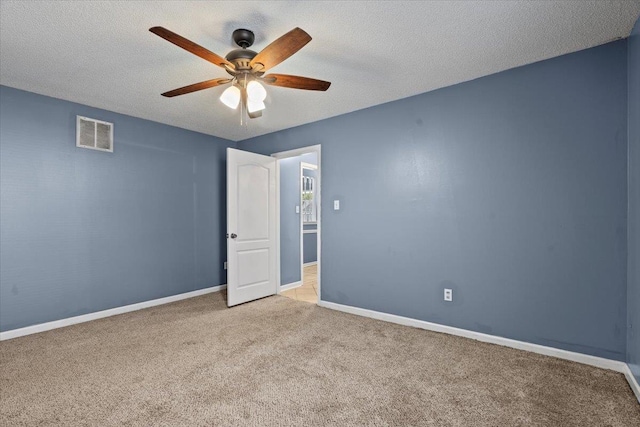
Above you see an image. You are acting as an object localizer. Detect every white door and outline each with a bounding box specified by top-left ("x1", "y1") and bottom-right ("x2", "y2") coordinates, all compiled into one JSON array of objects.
[{"x1": 226, "y1": 148, "x2": 277, "y2": 307}]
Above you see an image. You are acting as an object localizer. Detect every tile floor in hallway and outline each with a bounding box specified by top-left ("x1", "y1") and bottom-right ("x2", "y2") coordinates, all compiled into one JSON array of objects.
[{"x1": 281, "y1": 264, "x2": 317, "y2": 303}]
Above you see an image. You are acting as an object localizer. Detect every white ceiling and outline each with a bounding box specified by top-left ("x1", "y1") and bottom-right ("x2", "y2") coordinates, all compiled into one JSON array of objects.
[{"x1": 1, "y1": 1, "x2": 639, "y2": 142}]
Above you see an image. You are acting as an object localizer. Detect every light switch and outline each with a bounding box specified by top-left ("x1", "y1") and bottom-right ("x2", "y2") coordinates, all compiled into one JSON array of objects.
[
  {"x1": 295, "y1": 206, "x2": 300, "y2": 213},
  {"x1": 334, "y1": 200, "x2": 340, "y2": 210}
]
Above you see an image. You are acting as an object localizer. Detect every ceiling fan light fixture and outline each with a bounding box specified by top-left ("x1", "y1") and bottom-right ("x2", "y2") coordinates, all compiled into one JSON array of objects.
[
  {"x1": 247, "y1": 99, "x2": 266, "y2": 114},
  {"x1": 220, "y1": 85, "x2": 241, "y2": 109},
  {"x1": 151, "y1": 26, "x2": 330, "y2": 121},
  {"x1": 247, "y1": 80, "x2": 267, "y2": 102}
]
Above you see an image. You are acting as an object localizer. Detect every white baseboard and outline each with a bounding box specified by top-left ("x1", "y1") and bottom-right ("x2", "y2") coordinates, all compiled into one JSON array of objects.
[
  {"x1": 303, "y1": 261, "x2": 317, "y2": 267},
  {"x1": 321, "y1": 295, "x2": 640, "y2": 402},
  {"x1": 317, "y1": 300, "x2": 628, "y2": 374},
  {"x1": 280, "y1": 281, "x2": 302, "y2": 292},
  {"x1": 623, "y1": 364, "x2": 640, "y2": 403},
  {"x1": 0, "y1": 284, "x2": 227, "y2": 341}
]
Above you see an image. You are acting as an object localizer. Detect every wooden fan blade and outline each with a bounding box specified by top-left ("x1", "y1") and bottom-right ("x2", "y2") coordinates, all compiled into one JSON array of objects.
[
  {"x1": 249, "y1": 28, "x2": 311, "y2": 71},
  {"x1": 161, "y1": 78, "x2": 232, "y2": 97},
  {"x1": 150, "y1": 26, "x2": 234, "y2": 70},
  {"x1": 263, "y1": 74, "x2": 331, "y2": 91}
]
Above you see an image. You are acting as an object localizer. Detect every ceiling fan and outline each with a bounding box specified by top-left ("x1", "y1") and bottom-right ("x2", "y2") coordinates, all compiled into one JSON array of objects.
[{"x1": 149, "y1": 26, "x2": 331, "y2": 119}]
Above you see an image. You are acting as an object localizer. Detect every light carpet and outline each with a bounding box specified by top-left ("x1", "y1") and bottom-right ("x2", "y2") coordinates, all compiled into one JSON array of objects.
[{"x1": 1, "y1": 292, "x2": 638, "y2": 426}]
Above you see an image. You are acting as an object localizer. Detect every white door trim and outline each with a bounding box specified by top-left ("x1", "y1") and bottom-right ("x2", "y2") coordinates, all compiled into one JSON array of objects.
[{"x1": 271, "y1": 145, "x2": 321, "y2": 302}]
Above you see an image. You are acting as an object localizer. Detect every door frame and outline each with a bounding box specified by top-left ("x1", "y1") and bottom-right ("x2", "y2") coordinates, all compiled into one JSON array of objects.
[{"x1": 271, "y1": 144, "x2": 322, "y2": 302}]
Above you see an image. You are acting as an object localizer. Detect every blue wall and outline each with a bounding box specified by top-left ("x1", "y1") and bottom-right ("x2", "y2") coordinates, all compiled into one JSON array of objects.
[
  {"x1": 239, "y1": 40, "x2": 629, "y2": 360},
  {"x1": 278, "y1": 153, "x2": 317, "y2": 285},
  {"x1": 0, "y1": 85, "x2": 234, "y2": 332},
  {"x1": 303, "y1": 231, "x2": 318, "y2": 264},
  {"x1": 1, "y1": 36, "x2": 635, "y2": 367},
  {"x1": 279, "y1": 156, "x2": 302, "y2": 285},
  {"x1": 628, "y1": 17, "x2": 640, "y2": 384}
]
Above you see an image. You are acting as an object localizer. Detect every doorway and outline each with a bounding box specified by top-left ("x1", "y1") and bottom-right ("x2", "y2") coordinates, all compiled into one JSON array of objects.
[{"x1": 271, "y1": 145, "x2": 321, "y2": 304}]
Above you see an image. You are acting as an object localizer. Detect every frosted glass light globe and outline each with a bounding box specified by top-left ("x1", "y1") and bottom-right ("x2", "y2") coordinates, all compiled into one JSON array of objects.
[
  {"x1": 247, "y1": 99, "x2": 266, "y2": 113},
  {"x1": 247, "y1": 81, "x2": 267, "y2": 102},
  {"x1": 220, "y1": 86, "x2": 240, "y2": 109}
]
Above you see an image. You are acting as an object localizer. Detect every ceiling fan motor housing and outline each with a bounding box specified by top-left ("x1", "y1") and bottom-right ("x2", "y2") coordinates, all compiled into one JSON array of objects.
[
  {"x1": 227, "y1": 29, "x2": 259, "y2": 72},
  {"x1": 226, "y1": 48, "x2": 257, "y2": 71},
  {"x1": 232, "y1": 28, "x2": 255, "y2": 48}
]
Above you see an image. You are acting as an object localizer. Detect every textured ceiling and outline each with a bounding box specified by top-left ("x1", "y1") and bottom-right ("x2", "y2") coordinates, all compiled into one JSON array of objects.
[{"x1": 1, "y1": 1, "x2": 639, "y2": 142}]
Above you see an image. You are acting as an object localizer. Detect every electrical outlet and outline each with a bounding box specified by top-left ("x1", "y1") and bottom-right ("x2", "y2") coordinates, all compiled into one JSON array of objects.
[
  {"x1": 444, "y1": 288, "x2": 452, "y2": 302},
  {"x1": 295, "y1": 205, "x2": 300, "y2": 213},
  {"x1": 334, "y1": 200, "x2": 340, "y2": 210},
  {"x1": 224, "y1": 262, "x2": 227, "y2": 270}
]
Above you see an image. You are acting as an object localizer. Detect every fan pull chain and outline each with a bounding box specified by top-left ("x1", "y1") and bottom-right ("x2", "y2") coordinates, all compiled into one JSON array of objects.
[{"x1": 240, "y1": 74, "x2": 247, "y2": 126}]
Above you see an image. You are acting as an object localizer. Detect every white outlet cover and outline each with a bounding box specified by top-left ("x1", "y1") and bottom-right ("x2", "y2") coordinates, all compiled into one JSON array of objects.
[
  {"x1": 444, "y1": 289, "x2": 453, "y2": 301},
  {"x1": 296, "y1": 205, "x2": 300, "y2": 213},
  {"x1": 334, "y1": 200, "x2": 340, "y2": 210}
]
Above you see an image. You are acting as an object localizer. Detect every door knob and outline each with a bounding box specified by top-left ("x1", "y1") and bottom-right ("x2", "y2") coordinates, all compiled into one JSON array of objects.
[{"x1": 230, "y1": 233, "x2": 238, "y2": 239}]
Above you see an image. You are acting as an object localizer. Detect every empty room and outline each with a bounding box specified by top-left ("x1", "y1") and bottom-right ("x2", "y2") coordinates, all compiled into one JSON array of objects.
[{"x1": 1, "y1": 1, "x2": 640, "y2": 425}]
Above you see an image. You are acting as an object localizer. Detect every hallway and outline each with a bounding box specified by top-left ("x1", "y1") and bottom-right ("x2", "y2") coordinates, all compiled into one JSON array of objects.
[{"x1": 280, "y1": 264, "x2": 317, "y2": 303}]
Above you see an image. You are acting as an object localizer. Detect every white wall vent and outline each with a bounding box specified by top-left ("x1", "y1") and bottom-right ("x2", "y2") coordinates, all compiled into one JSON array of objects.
[{"x1": 76, "y1": 116, "x2": 113, "y2": 152}]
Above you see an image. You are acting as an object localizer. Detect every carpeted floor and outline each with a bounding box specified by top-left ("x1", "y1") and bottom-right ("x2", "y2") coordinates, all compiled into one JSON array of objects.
[{"x1": 1, "y1": 292, "x2": 638, "y2": 426}]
